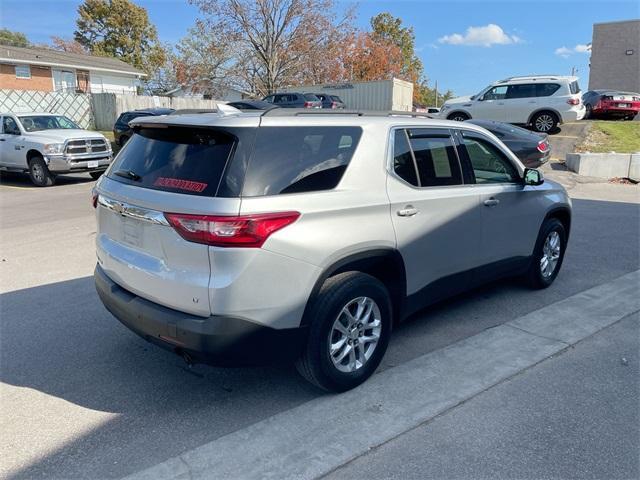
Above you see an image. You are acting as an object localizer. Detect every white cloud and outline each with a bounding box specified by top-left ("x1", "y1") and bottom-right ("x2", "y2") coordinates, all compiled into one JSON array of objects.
[
  {"x1": 555, "y1": 44, "x2": 591, "y2": 57},
  {"x1": 438, "y1": 24, "x2": 522, "y2": 47}
]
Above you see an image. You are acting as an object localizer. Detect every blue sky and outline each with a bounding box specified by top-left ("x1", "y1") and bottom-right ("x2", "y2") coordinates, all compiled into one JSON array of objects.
[{"x1": 2, "y1": 0, "x2": 638, "y2": 95}]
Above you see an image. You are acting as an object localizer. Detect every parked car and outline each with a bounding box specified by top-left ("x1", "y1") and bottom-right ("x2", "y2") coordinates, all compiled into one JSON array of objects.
[
  {"x1": 582, "y1": 90, "x2": 640, "y2": 120},
  {"x1": 466, "y1": 119, "x2": 550, "y2": 168},
  {"x1": 0, "y1": 112, "x2": 112, "y2": 186},
  {"x1": 262, "y1": 92, "x2": 322, "y2": 108},
  {"x1": 226, "y1": 100, "x2": 278, "y2": 110},
  {"x1": 93, "y1": 109, "x2": 571, "y2": 392},
  {"x1": 113, "y1": 108, "x2": 174, "y2": 147},
  {"x1": 438, "y1": 75, "x2": 586, "y2": 133},
  {"x1": 311, "y1": 93, "x2": 346, "y2": 109}
]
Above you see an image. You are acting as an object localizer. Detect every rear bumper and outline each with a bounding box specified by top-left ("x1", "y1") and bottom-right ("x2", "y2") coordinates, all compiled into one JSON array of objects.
[{"x1": 95, "y1": 264, "x2": 307, "y2": 366}]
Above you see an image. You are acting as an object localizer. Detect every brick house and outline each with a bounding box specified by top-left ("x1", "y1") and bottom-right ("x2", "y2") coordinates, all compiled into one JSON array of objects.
[{"x1": 0, "y1": 45, "x2": 145, "y2": 94}]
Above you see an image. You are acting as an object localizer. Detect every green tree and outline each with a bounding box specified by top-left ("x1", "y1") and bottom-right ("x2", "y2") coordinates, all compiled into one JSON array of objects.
[
  {"x1": 74, "y1": 0, "x2": 166, "y2": 77},
  {"x1": 0, "y1": 29, "x2": 30, "y2": 47},
  {"x1": 370, "y1": 13, "x2": 423, "y2": 81}
]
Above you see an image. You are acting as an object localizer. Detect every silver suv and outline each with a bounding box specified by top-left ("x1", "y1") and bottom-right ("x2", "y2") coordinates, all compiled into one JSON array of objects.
[{"x1": 93, "y1": 109, "x2": 571, "y2": 392}]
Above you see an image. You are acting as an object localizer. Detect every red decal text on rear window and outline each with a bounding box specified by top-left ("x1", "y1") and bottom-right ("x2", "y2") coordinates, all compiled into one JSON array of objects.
[{"x1": 153, "y1": 177, "x2": 208, "y2": 193}]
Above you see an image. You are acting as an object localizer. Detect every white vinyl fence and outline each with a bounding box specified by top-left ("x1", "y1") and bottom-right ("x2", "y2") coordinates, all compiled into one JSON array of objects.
[
  {"x1": 0, "y1": 90, "x2": 220, "y2": 131},
  {"x1": 91, "y1": 93, "x2": 218, "y2": 130},
  {"x1": 0, "y1": 90, "x2": 94, "y2": 128}
]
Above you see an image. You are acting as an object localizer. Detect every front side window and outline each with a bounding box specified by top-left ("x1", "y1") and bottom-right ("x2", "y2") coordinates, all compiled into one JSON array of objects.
[
  {"x1": 242, "y1": 126, "x2": 362, "y2": 196},
  {"x1": 2, "y1": 116, "x2": 20, "y2": 135},
  {"x1": 18, "y1": 115, "x2": 79, "y2": 132},
  {"x1": 15, "y1": 65, "x2": 31, "y2": 79},
  {"x1": 461, "y1": 133, "x2": 519, "y2": 184},
  {"x1": 392, "y1": 129, "x2": 462, "y2": 187},
  {"x1": 484, "y1": 86, "x2": 508, "y2": 100}
]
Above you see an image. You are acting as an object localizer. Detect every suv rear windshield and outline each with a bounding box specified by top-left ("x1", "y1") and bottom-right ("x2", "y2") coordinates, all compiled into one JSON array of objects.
[
  {"x1": 241, "y1": 126, "x2": 362, "y2": 196},
  {"x1": 107, "y1": 127, "x2": 236, "y2": 196},
  {"x1": 303, "y1": 94, "x2": 320, "y2": 101}
]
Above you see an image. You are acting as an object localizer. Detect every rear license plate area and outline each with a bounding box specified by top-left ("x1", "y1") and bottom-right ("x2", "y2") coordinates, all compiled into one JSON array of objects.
[{"x1": 122, "y1": 218, "x2": 143, "y2": 247}]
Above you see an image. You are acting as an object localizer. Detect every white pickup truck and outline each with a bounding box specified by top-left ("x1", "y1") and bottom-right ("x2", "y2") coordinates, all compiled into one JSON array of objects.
[{"x1": 0, "y1": 112, "x2": 113, "y2": 186}]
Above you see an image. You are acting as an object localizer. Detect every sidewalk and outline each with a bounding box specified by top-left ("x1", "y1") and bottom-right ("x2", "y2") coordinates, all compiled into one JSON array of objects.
[{"x1": 327, "y1": 312, "x2": 639, "y2": 479}]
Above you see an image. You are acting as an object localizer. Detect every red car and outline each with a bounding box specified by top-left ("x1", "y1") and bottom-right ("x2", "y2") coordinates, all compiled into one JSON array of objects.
[{"x1": 582, "y1": 90, "x2": 640, "y2": 120}]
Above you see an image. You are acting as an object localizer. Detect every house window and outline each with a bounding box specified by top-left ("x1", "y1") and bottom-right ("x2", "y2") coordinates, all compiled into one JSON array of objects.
[{"x1": 15, "y1": 65, "x2": 31, "y2": 79}]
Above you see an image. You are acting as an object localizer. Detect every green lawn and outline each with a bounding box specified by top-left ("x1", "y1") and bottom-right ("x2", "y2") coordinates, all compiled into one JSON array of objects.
[{"x1": 578, "y1": 121, "x2": 640, "y2": 153}]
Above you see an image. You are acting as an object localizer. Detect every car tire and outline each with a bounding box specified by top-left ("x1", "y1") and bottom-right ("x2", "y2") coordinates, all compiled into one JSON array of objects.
[
  {"x1": 118, "y1": 135, "x2": 129, "y2": 147},
  {"x1": 447, "y1": 112, "x2": 470, "y2": 122},
  {"x1": 28, "y1": 155, "x2": 55, "y2": 187},
  {"x1": 531, "y1": 111, "x2": 559, "y2": 133},
  {"x1": 524, "y1": 218, "x2": 567, "y2": 289},
  {"x1": 584, "y1": 104, "x2": 592, "y2": 119},
  {"x1": 89, "y1": 171, "x2": 104, "y2": 180},
  {"x1": 295, "y1": 272, "x2": 392, "y2": 392}
]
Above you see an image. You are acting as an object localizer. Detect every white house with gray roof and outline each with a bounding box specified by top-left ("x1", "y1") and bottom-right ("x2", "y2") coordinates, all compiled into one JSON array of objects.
[{"x1": 0, "y1": 45, "x2": 145, "y2": 94}]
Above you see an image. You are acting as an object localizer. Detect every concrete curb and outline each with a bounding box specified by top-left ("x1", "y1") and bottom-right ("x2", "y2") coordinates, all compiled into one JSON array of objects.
[
  {"x1": 124, "y1": 270, "x2": 640, "y2": 480},
  {"x1": 566, "y1": 152, "x2": 640, "y2": 180}
]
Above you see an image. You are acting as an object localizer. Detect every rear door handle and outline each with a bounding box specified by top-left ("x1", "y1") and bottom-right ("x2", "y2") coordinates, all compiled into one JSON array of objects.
[
  {"x1": 397, "y1": 206, "x2": 419, "y2": 217},
  {"x1": 483, "y1": 198, "x2": 500, "y2": 207}
]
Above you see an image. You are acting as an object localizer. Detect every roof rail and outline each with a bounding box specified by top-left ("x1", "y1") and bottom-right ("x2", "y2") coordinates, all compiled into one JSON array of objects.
[
  {"x1": 497, "y1": 75, "x2": 564, "y2": 83},
  {"x1": 261, "y1": 108, "x2": 432, "y2": 118}
]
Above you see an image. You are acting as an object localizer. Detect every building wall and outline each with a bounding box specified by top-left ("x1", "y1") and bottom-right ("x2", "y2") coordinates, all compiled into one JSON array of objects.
[
  {"x1": 589, "y1": 20, "x2": 640, "y2": 93},
  {"x1": 89, "y1": 73, "x2": 137, "y2": 94},
  {"x1": 0, "y1": 64, "x2": 53, "y2": 91}
]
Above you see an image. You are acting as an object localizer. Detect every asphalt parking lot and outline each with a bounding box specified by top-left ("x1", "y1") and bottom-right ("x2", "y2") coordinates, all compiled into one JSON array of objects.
[{"x1": 1, "y1": 170, "x2": 639, "y2": 479}]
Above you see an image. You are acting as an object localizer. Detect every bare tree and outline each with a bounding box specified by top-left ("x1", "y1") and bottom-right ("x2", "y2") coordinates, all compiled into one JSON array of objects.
[{"x1": 190, "y1": 0, "x2": 354, "y2": 96}]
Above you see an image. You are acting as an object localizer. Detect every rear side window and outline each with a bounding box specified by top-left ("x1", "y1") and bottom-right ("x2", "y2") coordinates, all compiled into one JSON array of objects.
[
  {"x1": 241, "y1": 126, "x2": 361, "y2": 196},
  {"x1": 569, "y1": 81, "x2": 581, "y2": 94},
  {"x1": 507, "y1": 84, "x2": 536, "y2": 99},
  {"x1": 536, "y1": 83, "x2": 561, "y2": 97},
  {"x1": 392, "y1": 129, "x2": 462, "y2": 187},
  {"x1": 107, "y1": 127, "x2": 236, "y2": 196},
  {"x1": 304, "y1": 93, "x2": 319, "y2": 101}
]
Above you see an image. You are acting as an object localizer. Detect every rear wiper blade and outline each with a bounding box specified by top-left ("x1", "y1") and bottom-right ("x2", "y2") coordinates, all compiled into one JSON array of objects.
[{"x1": 113, "y1": 169, "x2": 141, "y2": 181}]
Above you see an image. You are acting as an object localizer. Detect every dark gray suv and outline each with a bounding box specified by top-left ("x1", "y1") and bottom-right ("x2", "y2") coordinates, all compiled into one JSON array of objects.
[{"x1": 262, "y1": 92, "x2": 322, "y2": 108}]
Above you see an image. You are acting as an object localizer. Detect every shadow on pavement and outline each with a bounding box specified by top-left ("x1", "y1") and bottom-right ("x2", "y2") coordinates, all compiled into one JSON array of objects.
[
  {"x1": 1, "y1": 198, "x2": 639, "y2": 479},
  {"x1": 0, "y1": 171, "x2": 95, "y2": 189}
]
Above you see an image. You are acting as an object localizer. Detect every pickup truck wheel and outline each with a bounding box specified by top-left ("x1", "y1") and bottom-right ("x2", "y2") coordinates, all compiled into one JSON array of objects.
[
  {"x1": 89, "y1": 171, "x2": 104, "y2": 180},
  {"x1": 28, "y1": 156, "x2": 55, "y2": 187},
  {"x1": 295, "y1": 272, "x2": 392, "y2": 392},
  {"x1": 524, "y1": 218, "x2": 566, "y2": 289}
]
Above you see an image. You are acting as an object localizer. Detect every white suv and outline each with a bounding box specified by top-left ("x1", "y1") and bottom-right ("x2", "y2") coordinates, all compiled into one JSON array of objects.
[
  {"x1": 438, "y1": 76, "x2": 586, "y2": 132},
  {"x1": 94, "y1": 109, "x2": 572, "y2": 392}
]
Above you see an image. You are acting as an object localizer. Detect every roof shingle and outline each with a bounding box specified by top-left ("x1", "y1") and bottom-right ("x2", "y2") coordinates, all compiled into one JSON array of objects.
[{"x1": 0, "y1": 45, "x2": 144, "y2": 76}]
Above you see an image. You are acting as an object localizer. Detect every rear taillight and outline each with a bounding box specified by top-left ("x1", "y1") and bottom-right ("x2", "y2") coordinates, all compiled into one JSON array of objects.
[
  {"x1": 331, "y1": 101, "x2": 338, "y2": 109},
  {"x1": 537, "y1": 140, "x2": 550, "y2": 153},
  {"x1": 164, "y1": 211, "x2": 300, "y2": 247},
  {"x1": 567, "y1": 98, "x2": 580, "y2": 105},
  {"x1": 303, "y1": 101, "x2": 313, "y2": 108}
]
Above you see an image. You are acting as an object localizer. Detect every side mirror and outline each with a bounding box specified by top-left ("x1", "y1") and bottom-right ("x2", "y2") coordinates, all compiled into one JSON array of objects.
[{"x1": 524, "y1": 168, "x2": 544, "y2": 186}]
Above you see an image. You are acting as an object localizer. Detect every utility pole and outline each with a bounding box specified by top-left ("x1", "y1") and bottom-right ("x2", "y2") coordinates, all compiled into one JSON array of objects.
[{"x1": 435, "y1": 80, "x2": 438, "y2": 108}]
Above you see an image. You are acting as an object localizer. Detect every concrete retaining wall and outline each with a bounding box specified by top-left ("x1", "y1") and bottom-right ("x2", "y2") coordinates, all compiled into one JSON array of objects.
[{"x1": 566, "y1": 152, "x2": 640, "y2": 180}]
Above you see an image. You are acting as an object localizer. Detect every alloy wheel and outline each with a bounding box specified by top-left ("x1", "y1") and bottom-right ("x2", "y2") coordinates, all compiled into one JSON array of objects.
[
  {"x1": 535, "y1": 114, "x2": 554, "y2": 132},
  {"x1": 328, "y1": 296, "x2": 382, "y2": 373},
  {"x1": 540, "y1": 231, "x2": 561, "y2": 278}
]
